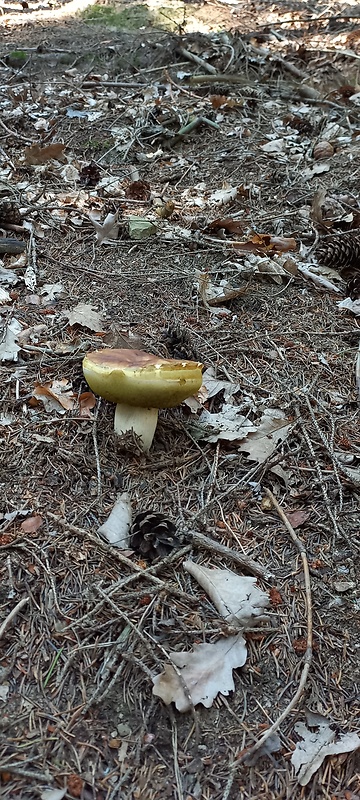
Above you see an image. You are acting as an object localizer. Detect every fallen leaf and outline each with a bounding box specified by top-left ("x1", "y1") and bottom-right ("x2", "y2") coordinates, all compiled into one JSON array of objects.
[
  {"x1": 202, "y1": 367, "x2": 240, "y2": 402},
  {"x1": 286, "y1": 509, "x2": 310, "y2": 528},
  {"x1": 89, "y1": 212, "x2": 119, "y2": 244},
  {"x1": 184, "y1": 561, "x2": 270, "y2": 626},
  {"x1": 244, "y1": 732, "x2": 282, "y2": 764},
  {"x1": 292, "y1": 711, "x2": 360, "y2": 786},
  {"x1": 233, "y1": 233, "x2": 297, "y2": 255},
  {"x1": 194, "y1": 404, "x2": 257, "y2": 442},
  {"x1": 0, "y1": 265, "x2": 19, "y2": 286},
  {"x1": 25, "y1": 143, "x2": 66, "y2": 165},
  {"x1": 209, "y1": 184, "x2": 238, "y2": 206},
  {"x1": 125, "y1": 180, "x2": 151, "y2": 200},
  {"x1": 238, "y1": 409, "x2": 292, "y2": 463},
  {"x1": 21, "y1": 514, "x2": 43, "y2": 533},
  {"x1": 0, "y1": 317, "x2": 22, "y2": 362},
  {"x1": 40, "y1": 789, "x2": 67, "y2": 800},
  {"x1": 98, "y1": 493, "x2": 132, "y2": 547},
  {"x1": 32, "y1": 379, "x2": 76, "y2": 413},
  {"x1": 210, "y1": 95, "x2": 239, "y2": 109},
  {"x1": 260, "y1": 139, "x2": 285, "y2": 153},
  {"x1": 337, "y1": 297, "x2": 360, "y2": 316},
  {"x1": 152, "y1": 634, "x2": 247, "y2": 712},
  {"x1": 78, "y1": 391, "x2": 96, "y2": 417},
  {"x1": 0, "y1": 683, "x2": 9, "y2": 702},
  {"x1": 205, "y1": 217, "x2": 246, "y2": 236},
  {"x1": 64, "y1": 303, "x2": 104, "y2": 332}
]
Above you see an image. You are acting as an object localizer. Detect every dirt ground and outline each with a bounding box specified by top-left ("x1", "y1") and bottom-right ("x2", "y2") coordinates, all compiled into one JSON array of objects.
[{"x1": 0, "y1": 0, "x2": 360, "y2": 798}]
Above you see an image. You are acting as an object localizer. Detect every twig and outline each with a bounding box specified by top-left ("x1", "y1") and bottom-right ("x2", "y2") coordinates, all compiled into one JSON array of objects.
[
  {"x1": 92, "y1": 398, "x2": 102, "y2": 499},
  {"x1": 186, "y1": 529, "x2": 273, "y2": 580},
  {"x1": 222, "y1": 488, "x2": 312, "y2": 796},
  {"x1": 0, "y1": 596, "x2": 29, "y2": 640},
  {"x1": 177, "y1": 45, "x2": 217, "y2": 74},
  {"x1": 24, "y1": 228, "x2": 37, "y2": 291}
]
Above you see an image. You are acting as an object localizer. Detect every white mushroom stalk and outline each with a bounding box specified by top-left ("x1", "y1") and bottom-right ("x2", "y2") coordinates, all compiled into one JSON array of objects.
[
  {"x1": 83, "y1": 349, "x2": 203, "y2": 452},
  {"x1": 114, "y1": 403, "x2": 158, "y2": 452}
]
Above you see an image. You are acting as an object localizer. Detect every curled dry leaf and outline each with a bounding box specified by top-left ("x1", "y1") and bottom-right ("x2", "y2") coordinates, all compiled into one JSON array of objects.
[
  {"x1": 292, "y1": 711, "x2": 360, "y2": 786},
  {"x1": 233, "y1": 233, "x2": 297, "y2": 255},
  {"x1": 78, "y1": 391, "x2": 96, "y2": 417},
  {"x1": 98, "y1": 493, "x2": 132, "y2": 548},
  {"x1": 89, "y1": 212, "x2": 119, "y2": 244},
  {"x1": 152, "y1": 634, "x2": 247, "y2": 712},
  {"x1": 184, "y1": 561, "x2": 270, "y2": 627},
  {"x1": 32, "y1": 379, "x2": 76, "y2": 414},
  {"x1": 313, "y1": 140, "x2": 334, "y2": 160}
]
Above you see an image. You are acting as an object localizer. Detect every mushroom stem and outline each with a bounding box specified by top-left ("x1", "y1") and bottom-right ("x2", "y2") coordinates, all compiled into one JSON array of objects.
[{"x1": 114, "y1": 403, "x2": 159, "y2": 451}]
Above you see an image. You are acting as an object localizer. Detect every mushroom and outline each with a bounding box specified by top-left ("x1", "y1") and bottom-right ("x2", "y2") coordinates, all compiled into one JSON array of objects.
[{"x1": 82, "y1": 349, "x2": 203, "y2": 451}]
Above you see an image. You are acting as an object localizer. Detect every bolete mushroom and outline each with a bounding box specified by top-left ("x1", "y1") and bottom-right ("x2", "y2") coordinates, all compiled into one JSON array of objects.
[{"x1": 82, "y1": 349, "x2": 203, "y2": 451}]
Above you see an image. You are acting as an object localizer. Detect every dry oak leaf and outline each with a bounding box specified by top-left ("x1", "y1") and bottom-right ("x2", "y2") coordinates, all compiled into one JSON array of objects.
[
  {"x1": 238, "y1": 408, "x2": 292, "y2": 463},
  {"x1": 152, "y1": 634, "x2": 247, "y2": 712},
  {"x1": 64, "y1": 303, "x2": 104, "y2": 332},
  {"x1": 292, "y1": 711, "x2": 360, "y2": 786},
  {"x1": 184, "y1": 561, "x2": 269, "y2": 627},
  {"x1": 25, "y1": 143, "x2": 66, "y2": 165},
  {"x1": 285, "y1": 509, "x2": 310, "y2": 529}
]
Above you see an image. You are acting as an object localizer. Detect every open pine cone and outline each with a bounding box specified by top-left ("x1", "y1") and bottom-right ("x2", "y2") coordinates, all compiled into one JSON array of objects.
[
  {"x1": 315, "y1": 231, "x2": 360, "y2": 272},
  {"x1": 346, "y1": 274, "x2": 360, "y2": 300},
  {"x1": 130, "y1": 511, "x2": 183, "y2": 561}
]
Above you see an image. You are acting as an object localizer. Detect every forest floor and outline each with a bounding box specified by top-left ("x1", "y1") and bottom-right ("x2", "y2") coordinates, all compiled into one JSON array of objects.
[{"x1": 0, "y1": 0, "x2": 360, "y2": 798}]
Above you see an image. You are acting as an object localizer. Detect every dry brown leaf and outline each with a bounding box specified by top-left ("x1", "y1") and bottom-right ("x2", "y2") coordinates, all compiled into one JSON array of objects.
[
  {"x1": 32, "y1": 379, "x2": 76, "y2": 413},
  {"x1": 78, "y1": 391, "x2": 96, "y2": 417},
  {"x1": 24, "y1": 143, "x2": 66, "y2": 165},
  {"x1": 210, "y1": 95, "x2": 239, "y2": 109},
  {"x1": 233, "y1": 233, "x2": 297, "y2": 255},
  {"x1": 21, "y1": 515, "x2": 43, "y2": 533},
  {"x1": 205, "y1": 217, "x2": 246, "y2": 236}
]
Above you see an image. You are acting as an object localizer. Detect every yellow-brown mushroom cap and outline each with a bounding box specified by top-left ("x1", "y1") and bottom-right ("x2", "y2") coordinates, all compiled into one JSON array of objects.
[{"x1": 83, "y1": 349, "x2": 203, "y2": 408}]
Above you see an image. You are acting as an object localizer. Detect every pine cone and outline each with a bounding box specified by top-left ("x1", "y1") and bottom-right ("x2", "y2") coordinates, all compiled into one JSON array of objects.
[
  {"x1": 315, "y1": 231, "x2": 360, "y2": 272},
  {"x1": 161, "y1": 325, "x2": 198, "y2": 361},
  {"x1": 346, "y1": 274, "x2": 360, "y2": 300},
  {"x1": 0, "y1": 199, "x2": 22, "y2": 226},
  {"x1": 130, "y1": 511, "x2": 182, "y2": 561}
]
